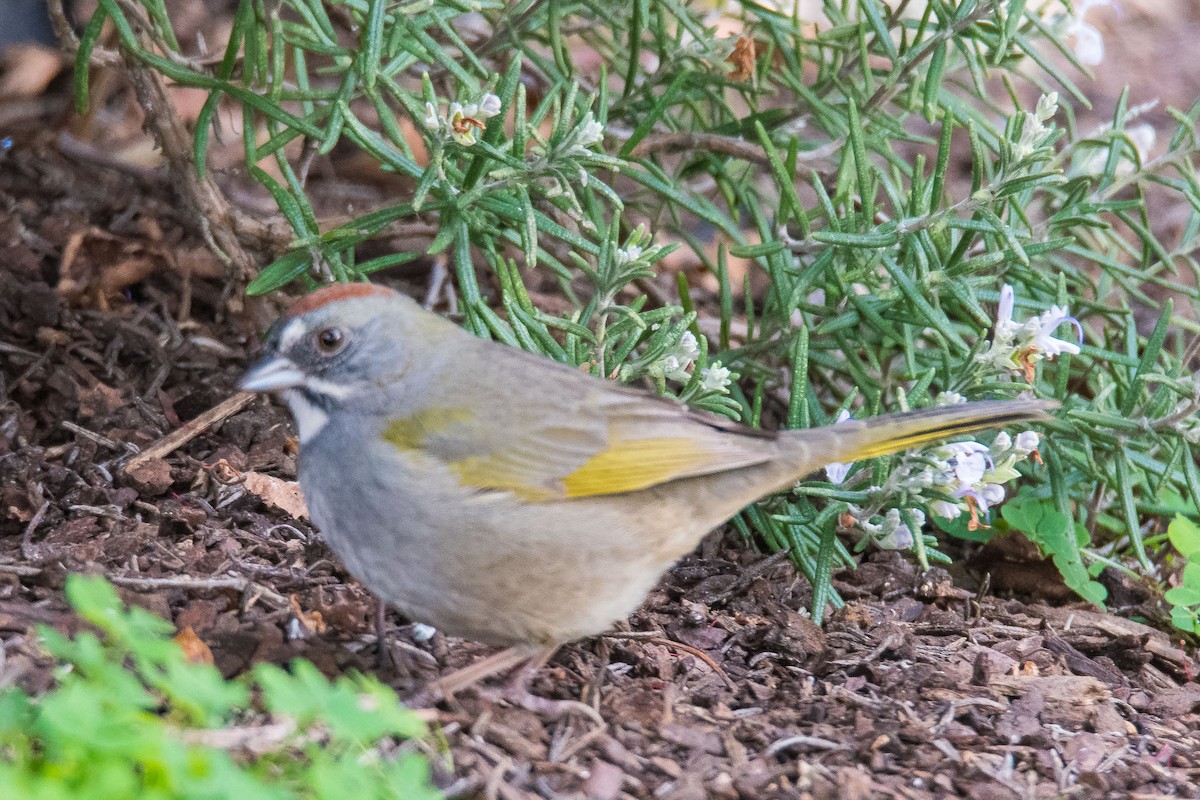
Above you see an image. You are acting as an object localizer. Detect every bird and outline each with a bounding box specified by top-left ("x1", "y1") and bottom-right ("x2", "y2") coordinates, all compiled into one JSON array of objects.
[{"x1": 240, "y1": 282, "x2": 1055, "y2": 715}]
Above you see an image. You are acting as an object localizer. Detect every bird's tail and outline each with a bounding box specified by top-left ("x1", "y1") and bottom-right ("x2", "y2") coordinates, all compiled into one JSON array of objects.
[{"x1": 782, "y1": 399, "x2": 1058, "y2": 468}]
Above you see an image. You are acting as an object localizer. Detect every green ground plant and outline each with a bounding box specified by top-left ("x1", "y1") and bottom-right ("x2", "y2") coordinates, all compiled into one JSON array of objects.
[
  {"x1": 0, "y1": 575, "x2": 440, "y2": 799},
  {"x1": 1165, "y1": 515, "x2": 1200, "y2": 635},
  {"x1": 71, "y1": 0, "x2": 1200, "y2": 629}
]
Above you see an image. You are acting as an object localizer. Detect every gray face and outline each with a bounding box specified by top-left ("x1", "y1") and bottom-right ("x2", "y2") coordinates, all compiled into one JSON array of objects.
[{"x1": 240, "y1": 302, "x2": 400, "y2": 442}]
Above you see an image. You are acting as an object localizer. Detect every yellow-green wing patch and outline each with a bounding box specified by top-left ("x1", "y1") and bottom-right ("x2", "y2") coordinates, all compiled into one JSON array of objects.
[
  {"x1": 561, "y1": 437, "x2": 718, "y2": 498},
  {"x1": 384, "y1": 408, "x2": 473, "y2": 450},
  {"x1": 384, "y1": 390, "x2": 778, "y2": 501}
]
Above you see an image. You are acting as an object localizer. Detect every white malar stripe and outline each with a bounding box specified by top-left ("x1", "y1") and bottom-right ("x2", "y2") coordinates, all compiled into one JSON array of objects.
[
  {"x1": 303, "y1": 375, "x2": 354, "y2": 400},
  {"x1": 283, "y1": 389, "x2": 329, "y2": 443}
]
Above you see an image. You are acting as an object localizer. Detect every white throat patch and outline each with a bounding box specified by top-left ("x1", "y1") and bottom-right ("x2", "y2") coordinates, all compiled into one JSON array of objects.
[{"x1": 283, "y1": 389, "x2": 329, "y2": 443}]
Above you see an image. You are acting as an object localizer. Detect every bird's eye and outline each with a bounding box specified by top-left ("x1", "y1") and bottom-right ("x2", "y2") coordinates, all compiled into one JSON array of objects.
[{"x1": 316, "y1": 327, "x2": 346, "y2": 353}]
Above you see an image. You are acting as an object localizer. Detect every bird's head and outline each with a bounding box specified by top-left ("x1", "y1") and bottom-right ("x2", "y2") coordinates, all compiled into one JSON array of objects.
[{"x1": 240, "y1": 283, "x2": 442, "y2": 442}]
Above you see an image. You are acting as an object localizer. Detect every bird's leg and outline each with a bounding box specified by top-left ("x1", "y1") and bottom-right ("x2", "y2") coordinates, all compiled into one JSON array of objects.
[
  {"x1": 374, "y1": 597, "x2": 390, "y2": 668},
  {"x1": 414, "y1": 645, "x2": 603, "y2": 723},
  {"x1": 436, "y1": 645, "x2": 539, "y2": 696},
  {"x1": 405, "y1": 645, "x2": 534, "y2": 707},
  {"x1": 476, "y1": 645, "x2": 604, "y2": 723}
]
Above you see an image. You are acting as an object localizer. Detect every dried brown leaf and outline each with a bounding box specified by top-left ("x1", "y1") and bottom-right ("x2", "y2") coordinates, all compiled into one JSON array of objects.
[
  {"x1": 242, "y1": 471, "x2": 309, "y2": 520},
  {"x1": 174, "y1": 625, "x2": 214, "y2": 664}
]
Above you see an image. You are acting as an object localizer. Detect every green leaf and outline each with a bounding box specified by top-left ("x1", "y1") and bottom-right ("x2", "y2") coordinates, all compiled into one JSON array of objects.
[
  {"x1": 1001, "y1": 489, "x2": 1107, "y2": 607},
  {"x1": 1170, "y1": 605, "x2": 1199, "y2": 635},
  {"x1": 1168, "y1": 514, "x2": 1200, "y2": 560},
  {"x1": 1164, "y1": 586, "x2": 1200, "y2": 607},
  {"x1": 246, "y1": 251, "x2": 312, "y2": 295}
]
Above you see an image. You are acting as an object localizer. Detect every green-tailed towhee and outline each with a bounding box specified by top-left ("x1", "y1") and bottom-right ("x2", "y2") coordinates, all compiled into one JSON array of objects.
[{"x1": 241, "y1": 283, "x2": 1053, "y2": 658}]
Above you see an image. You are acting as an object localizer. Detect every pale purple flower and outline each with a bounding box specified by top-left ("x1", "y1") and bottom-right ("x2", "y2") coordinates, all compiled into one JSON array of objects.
[
  {"x1": 1030, "y1": 305, "x2": 1083, "y2": 357},
  {"x1": 1014, "y1": 431, "x2": 1040, "y2": 454},
  {"x1": 978, "y1": 284, "x2": 1083, "y2": 376}
]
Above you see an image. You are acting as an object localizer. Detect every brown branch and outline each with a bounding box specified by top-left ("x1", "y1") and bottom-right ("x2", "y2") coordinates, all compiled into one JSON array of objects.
[
  {"x1": 123, "y1": 392, "x2": 255, "y2": 471},
  {"x1": 49, "y1": 0, "x2": 292, "y2": 279},
  {"x1": 46, "y1": 0, "x2": 121, "y2": 65},
  {"x1": 108, "y1": 573, "x2": 289, "y2": 608}
]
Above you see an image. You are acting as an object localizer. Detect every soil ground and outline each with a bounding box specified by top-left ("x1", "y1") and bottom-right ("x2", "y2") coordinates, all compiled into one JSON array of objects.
[{"x1": 3, "y1": 3, "x2": 1200, "y2": 798}]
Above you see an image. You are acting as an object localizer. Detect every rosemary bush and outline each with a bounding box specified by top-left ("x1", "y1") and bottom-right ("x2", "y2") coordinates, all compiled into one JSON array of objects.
[{"x1": 77, "y1": 0, "x2": 1200, "y2": 629}]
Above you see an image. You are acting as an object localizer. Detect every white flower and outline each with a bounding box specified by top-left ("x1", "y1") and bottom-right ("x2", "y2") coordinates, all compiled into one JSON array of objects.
[
  {"x1": 977, "y1": 284, "x2": 1082, "y2": 378},
  {"x1": 1062, "y1": 0, "x2": 1112, "y2": 66},
  {"x1": 700, "y1": 362, "x2": 732, "y2": 393},
  {"x1": 841, "y1": 500, "x2": 930, "y2": 551},
  {"x1": 978, "y1": 483, "x2": 1006, "y2": 507},
  {"x1": 444, "y1": 103, "x2": 477, "y2": 145},
  {"x1": 650, "y1": 332, "x2": 701, "y2": 382},
  {"x1": 823, "y1": 410, "x2": 855, "y2": 484},
  {"x1": 913, "y1": 427, "x2": 1042, "y2": 529},
  {"x1": 426, "y1": 94, "x2": 502, "y2": 147},
  {"x1": 954, "y1": 451, "x2": 988, "y2": 488},
  {"x1": 571, "y1": 113, "x2": 605, "y2": 152},
  {"x1": 1014, "y1": 431, "x2": 1040, "y2": 454},
  {"x1": 996, "y1": 284, "x2": 1019, "y2": 340},
  {"x1": 937, "y1": 391, "x2": 966, "y2": 406},
  {"x1": 1036, "y1": 92, "x2": 1059, "y2": 122},
  {"x1": 423, "y1": 102, "x2": 441, "y2": 132},
  {"x1": 614, "y1": 244, "x2": 644, "y2": 266},
  {"x1": 1080, "y1": 123, "x2": 1157, "y2": 177},
  {"x1": 930, "y1": 500, "x2": 962, "y2": 520},
  {"x1": 676, "y1": 331, "x2": 700, "y2": 360},
  {"x1": 1011, "y1": 94, "x2": 1060, "y2": 163},
  {"x1": 474, "y1": 93, "x2": 502, "y2": 118},
  {"x1": 825, "y1": 462, "x2": 851, "y2": 485},
  {"x1": 1028, "y1": 305, "x2": 1083, "y2": 358},
  {"x1": 863, "y1": 508, "x2": 921, "y2": 550}
]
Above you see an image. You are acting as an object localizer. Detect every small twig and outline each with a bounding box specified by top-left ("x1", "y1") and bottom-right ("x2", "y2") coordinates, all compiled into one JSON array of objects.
[
  {"x1": 0, "y1": 563, "x2": 43, "y2": 577},
  {"x1": 648, "y1": 637, "x2": 737, "y2": 691},
  {"x1": 702, "y1": 548, "x2": 793, "y2": 606},
  {"x1": 123, "y1": 392, "x2": 255, "y2": 471},
  {"x1": 57, "y1": 131, "x2": 164, "y2": 184},
  {"x1": 604, "y1": 631, "x2": 736, "y2": 690},
  {"x1": 46, "y1": 0, "x2": 121, "y2": 65},
  {"x1": 174, "y1": 720, "x2": 296, "y2": 752},
  {"x1": 0, "y1": 601, "x2": 71, "y2": 626},
  {"x1": 21, "y1": 501, "x2": 51, "y2": 562},
  {"x1": 108, "y1": 573, "x2": 289, "y2": 608},
  {"x1": 62, "y1": 421, "x2": 133, "y2": 453},
  {"x1": 631, "y1": 132, "x2": 773, "y2": 166},
  {"x1": 764, "y1": 733, "x2": 849, "y2": 756},
  {"x1": 0, "y1": 341, "x2": 39, "y2": 359},
  {"x1": 549, "y1": 723, "x2": 610, "y2": 764}
]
